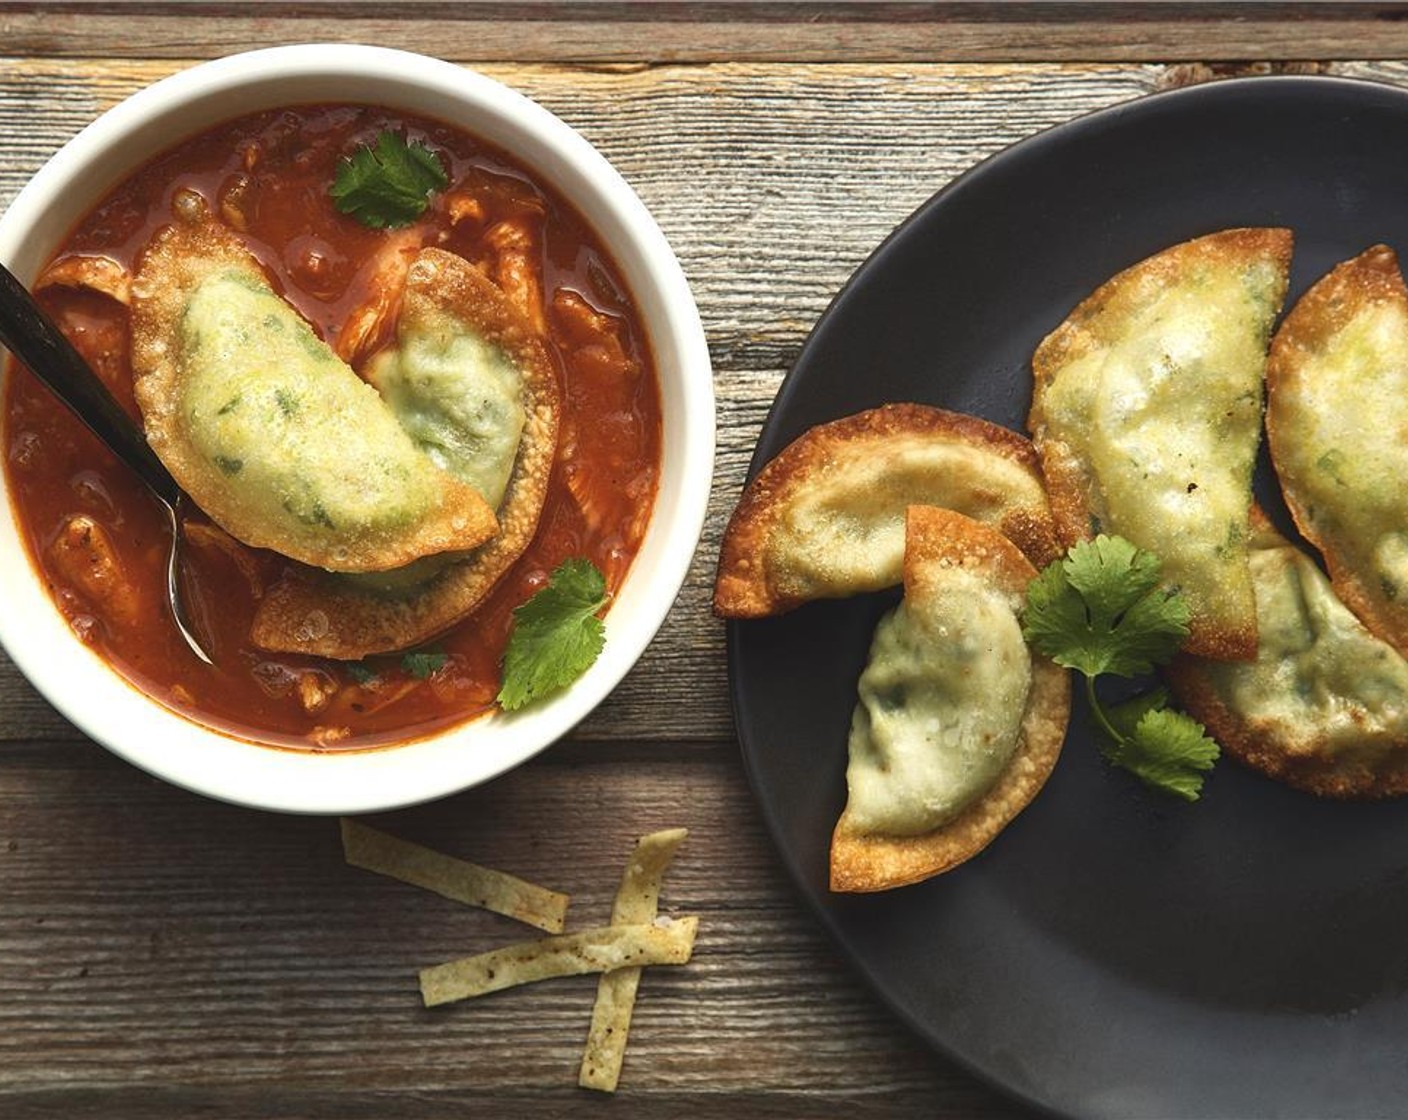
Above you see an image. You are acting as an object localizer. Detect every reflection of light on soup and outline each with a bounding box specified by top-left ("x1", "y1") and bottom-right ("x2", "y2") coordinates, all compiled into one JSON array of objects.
[{"x1": 2, "y1": 104, "x2": 662, "y2": 751}]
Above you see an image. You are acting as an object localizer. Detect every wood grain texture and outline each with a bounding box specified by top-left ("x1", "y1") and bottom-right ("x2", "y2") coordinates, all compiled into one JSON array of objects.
[
  {"x1": 7, "y1": 48, "x2": 1408, "y2": 1119},
  {"x1": 2, "y1": 3, "x2": 1408, "y2": 62},
  {"x1": 0, "y1": 738, "x2": 1022, "y2": 1118}
]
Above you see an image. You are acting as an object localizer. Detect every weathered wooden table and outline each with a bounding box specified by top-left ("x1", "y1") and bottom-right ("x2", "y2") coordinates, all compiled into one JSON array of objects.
[{"x1": 5, "y1": 6, "x2": 1408, "y2": 1117}]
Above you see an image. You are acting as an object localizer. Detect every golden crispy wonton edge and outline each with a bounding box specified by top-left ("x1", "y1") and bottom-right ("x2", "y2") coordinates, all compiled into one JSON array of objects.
[
  {"x1": 829, "y1": 507, "x2": 1071, "y2": 892},
  {"x1": 131, "y1": 221, "x2": 498, "y2": 573},
  {"x1": 713, "y1": 403, "x2": 1060, "y2": 618},
  {"x1": 1167, "y1": 510, "x2": 1408, "y2": 800},
  {"x1": 1265, "y1": 243, "x2": 1408, "y2": 661}
]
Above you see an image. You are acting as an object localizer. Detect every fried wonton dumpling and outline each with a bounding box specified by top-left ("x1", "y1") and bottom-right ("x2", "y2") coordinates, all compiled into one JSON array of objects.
[
  {"x1": 1167, "y1": 512, "x2": 1408, "y2": 799},
  {"x1": 713, "y1": 404, "x2": 1060, "y2": 618},
  {"x1": 1266, "y1": 245, "x2": 1408, "y2": 659},
  {"x1": 131, "y1": 220, "x2": 497, "y2": 573},
  {"x1": 251, "y1": 248, "x2": 560, "y2": 659},
  {"x1": 1029, "y1": 228, "x2": 1293, "y2": 661},
  {"x1": 830, "y1": 507, "x2": 1070, "y2": 892}
]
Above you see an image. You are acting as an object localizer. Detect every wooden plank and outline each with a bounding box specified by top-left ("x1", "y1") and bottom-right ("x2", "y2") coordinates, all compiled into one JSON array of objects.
[
  {"x1": 0, "y1": 4, "x2": 1405, "y2": 62},
  {"x1": 0, "y1": 739, "x2": 1024, "y2": 1117},
  {"x1": 0, "y1": 58, "x2": 1168, "y2": 743}
]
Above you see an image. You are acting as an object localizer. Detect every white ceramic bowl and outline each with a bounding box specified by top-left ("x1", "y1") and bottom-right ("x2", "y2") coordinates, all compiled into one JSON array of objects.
[{"x1": 0, "y1": 45, "x2": 714, "y2": 813}]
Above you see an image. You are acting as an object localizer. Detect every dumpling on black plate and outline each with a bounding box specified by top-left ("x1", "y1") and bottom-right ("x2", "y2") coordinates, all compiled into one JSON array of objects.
[
  {"x1": 713, "y1": 404, "x2": 1060, "y2": 618},
  {"x1": 1029, "y1": 228, "x2": 1292, "y2": 661},
  {"x1": 1168, "y1": 511, "x2": 1408, "y2": 799},
  {"x1": 830, "y1": 506, "x2": 1070, "y2": 892},
  {"x1": 1266, "y1": 244, "x2": 1408, "y2": 660}
]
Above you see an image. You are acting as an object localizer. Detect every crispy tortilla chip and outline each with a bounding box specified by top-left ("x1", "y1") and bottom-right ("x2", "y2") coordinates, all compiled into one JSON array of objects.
[
  {"x1": 830, "y1": 508, "x2": 1070, "y2": 892},
  {"x1": 419, "y1": 917, "x2": 699, "y2": 1008},
  {"x1": 340, "y1": 818, "x2": 568, "y2": 933},
  {"x1": 579, "y1": 828, "x2": 689, "y2": 1092},
  {"x1": 251, "y1": 247, "x2": 561, "y2": 658},
  {"x1": 714, "y1": 403, "x2": 1059, "y2": 618}
]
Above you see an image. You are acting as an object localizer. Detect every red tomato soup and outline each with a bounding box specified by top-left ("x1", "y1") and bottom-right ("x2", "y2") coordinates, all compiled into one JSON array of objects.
[{"x1": 2, "y1": 105, "x2": 662, "y2": 750}]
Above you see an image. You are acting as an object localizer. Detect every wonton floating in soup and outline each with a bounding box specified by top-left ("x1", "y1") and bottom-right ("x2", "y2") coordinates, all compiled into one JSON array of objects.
[
  {"x1": 131, "y1": 214, "x2": 499, "y2": 573},
  {"x1": 252, "y1": 246, "x2": 562, "y2": 659}
]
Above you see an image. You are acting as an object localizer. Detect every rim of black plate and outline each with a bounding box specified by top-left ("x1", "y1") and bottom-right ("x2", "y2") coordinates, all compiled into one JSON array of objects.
[{"x1": 725, "y1": 71, "x2": 1408, "y2": 1120}]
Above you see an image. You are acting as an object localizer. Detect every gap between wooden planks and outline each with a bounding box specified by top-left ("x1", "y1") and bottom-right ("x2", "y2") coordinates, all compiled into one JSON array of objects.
[{"x1": 3, "y1": 3, "x2": 1408, "y2": 62}]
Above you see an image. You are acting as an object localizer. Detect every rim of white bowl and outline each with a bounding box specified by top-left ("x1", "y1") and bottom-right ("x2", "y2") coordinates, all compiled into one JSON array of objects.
[{"x1": 0, "y1": 44, "x2": 715, "y2": 814}]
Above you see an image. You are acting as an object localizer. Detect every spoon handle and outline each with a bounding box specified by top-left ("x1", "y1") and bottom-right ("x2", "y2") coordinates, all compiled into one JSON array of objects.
[{"x1": 0, "y1": 261, "x2": 181, "y2": 507}]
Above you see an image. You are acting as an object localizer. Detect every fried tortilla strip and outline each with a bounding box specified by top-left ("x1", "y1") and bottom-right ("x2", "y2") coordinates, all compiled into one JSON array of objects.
[
  {"x1": 420, "y1": 917, "x2": 699, "y2": 1008},
  {"x1": 714, "y1": 403, "x2": 1059, "y2": 618},
  {"x1": 340, "y1": 818, "x2": 568, "y2": 933},
  {"x1": 831, "y1": 508, "x2": 1070, "y2": 892},
  {"x1": 131, "y1": 217, "x2": 497, "y2": 572},
  {"x1": 580, "y1": 828, "x2": 689, "y2": 1093},
  {"x1": 252, "y1": 248, "x2": 560, "y2": 658},
  {"x1": 1266, "y1": 245, "x2": 1408, "y2": 659},
  {"x1": 1168, "y1": 512, "x2": 1408, "y2": 799},
  {"x1": 1029, "y1": 228, "x2": 1292, "y2": 660}
]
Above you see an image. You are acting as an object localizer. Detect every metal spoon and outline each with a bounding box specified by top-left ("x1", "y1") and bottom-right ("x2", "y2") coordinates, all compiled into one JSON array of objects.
[{"x1": 0, "y1": 261, "x2": 214, "y2": 665}]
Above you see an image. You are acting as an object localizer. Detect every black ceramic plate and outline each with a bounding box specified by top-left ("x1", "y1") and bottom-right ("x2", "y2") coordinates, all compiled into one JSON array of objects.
[{"x1": 729, "y1": 77, "x2": 1408, "y2": 1120}]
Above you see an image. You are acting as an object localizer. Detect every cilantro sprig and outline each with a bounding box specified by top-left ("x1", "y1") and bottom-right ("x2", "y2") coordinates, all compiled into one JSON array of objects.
[
  {"x1": 402, "y1": 649, "x2": 449, "y2": 680},
  {"x1": 1022, "y1": 535, "x2": 1220, "y2": 801},
  {"x1": 497, "y1": 559, "x2": 609, "y2": 711},
  {"x1": 330, "y1": 131, "x2": 449, "y2": 229}
]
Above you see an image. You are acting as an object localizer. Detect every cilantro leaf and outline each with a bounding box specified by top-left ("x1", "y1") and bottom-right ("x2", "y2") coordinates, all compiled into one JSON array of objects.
[
  {"x1": 1022, "y1": 535, "x2": 1220, "y2": 800},
  {"x1": 1113, "y1": 589, "x2": 1194, "y2": 676},
  {"x1": 1099, "y1": 686, "x2": 1170, "y2": 746},
  {"x1": 402, "y1": 649, "x2": 448, "y2": 680},
  {"x1": 1022, "y1": 560, "x2": 1115, "y2": 677},
  {"x1": 1116, "y1": 708, "x2": 1220, "y2": 802},
  {"x1": 1023, "y1": 535, "x2": 1190, "y2": 677},
  {"x1": 345, "y1": 662, "x2": 379, "y2": 686},
  {"x1": 330, "y1": 131, "x2": 449, "y2": 229},
  {"x1": 497, "y1": 559, "x2": 609, "y2": 712},
  {"x1": 1061, "y1": 534, "x2": 1160, "y2": 623}
]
